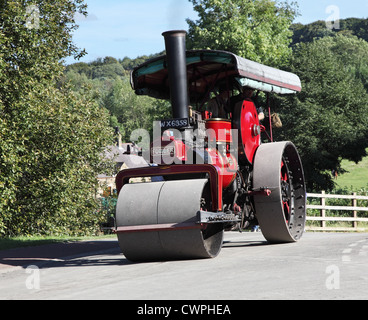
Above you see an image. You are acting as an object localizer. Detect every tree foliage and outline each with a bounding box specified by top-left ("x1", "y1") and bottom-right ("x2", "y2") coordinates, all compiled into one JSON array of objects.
[
  {"x1": 100, "y1": 77, "x2": 171, "y2": 142},
  {"x1": 0, "y1": 1, "x2": 113, "y2": 236},
  {"x1": 64, "y1": 58, "x2": 171, "y2": 144},
  {"x1": 187, "y1": 0, "x2": 299, "y2": 67},
  {"x1": 273, "y1": 35, "x2": 368, "y2": 191}
]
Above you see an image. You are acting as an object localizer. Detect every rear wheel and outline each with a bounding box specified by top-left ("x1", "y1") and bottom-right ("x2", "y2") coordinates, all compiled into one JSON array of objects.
[{"x1": 253, "y1": 142, "x2": 306, "y2": 243}]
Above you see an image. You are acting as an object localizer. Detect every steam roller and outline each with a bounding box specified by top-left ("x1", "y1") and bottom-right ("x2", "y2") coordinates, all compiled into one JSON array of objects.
[{"x1": 114, "y1": 30, "x2": 307, "y2": 262}]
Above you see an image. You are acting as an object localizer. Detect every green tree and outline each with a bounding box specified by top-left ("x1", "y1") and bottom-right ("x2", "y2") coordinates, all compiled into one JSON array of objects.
[
  {"x1": 0, "y1": 1, "x2": 113, "y2": 236},
  {"x1": 101, "y1": 77, "x2": 171, "y2": 143},
  {"x1": 91, "y1": 62, "x2": 126, "y2": 79},
  {"x1": 187, "y1": 0, "x2": 299, "y2": 67},
  {"x1": 273, "y1": 35, "x2": 368, "y2": 191},
  {"x1": 291, "y1": 18, "x2": 368, "y2": 47},
  {"x1": 290, "y1": 21, "x2": 334, "y2": 46}
]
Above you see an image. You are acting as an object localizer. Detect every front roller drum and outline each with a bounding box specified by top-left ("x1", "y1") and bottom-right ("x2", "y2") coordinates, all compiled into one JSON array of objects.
[
  {"x1": 115, "y1": 179, "x2": 224, "y2": 262},
  {"x1": 253, "y1": 142, "x2": 306, "y2": 243}
]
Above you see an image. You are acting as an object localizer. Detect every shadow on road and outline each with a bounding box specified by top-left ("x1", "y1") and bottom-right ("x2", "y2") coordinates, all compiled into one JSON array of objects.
[
  {"x1": 45, "y1": 253, "x2": 135, "y2": 269},
  {"x1": 0, "y1": 240, "x2": 129, "y2": 270},
  {"x1": 222, "y1": 239, "x2": 268, "y2": 248}
]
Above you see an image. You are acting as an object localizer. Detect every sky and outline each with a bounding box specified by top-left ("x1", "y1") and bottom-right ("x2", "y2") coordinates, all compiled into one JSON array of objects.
[{"x1": 65, "y1": 0, "x2": 368, "y2": 65}]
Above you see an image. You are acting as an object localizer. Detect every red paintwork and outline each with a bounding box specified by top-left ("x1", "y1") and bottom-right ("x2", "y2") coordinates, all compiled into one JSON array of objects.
[
  {"x1": 115, "y1": 222, "x2": 203, "y2": 234},
  {"x1": 238, "y1": 100, "x2": 261, "y2": 164},
  {"x1": 205, "y1": 148, "x2": 237, "y2": 189},
  {"x1": 205, "y1": 119, "x2": 233, "y2": 144}
]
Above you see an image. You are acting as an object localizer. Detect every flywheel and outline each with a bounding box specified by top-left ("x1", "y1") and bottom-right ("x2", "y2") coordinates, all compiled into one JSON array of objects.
[{"x1": 232, "y1": 100, "x2": 261, "y2": 165}]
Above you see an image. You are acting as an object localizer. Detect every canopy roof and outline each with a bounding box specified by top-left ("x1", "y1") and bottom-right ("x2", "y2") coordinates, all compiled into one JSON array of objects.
[{"x1": 131, "y1": 50, "x2": 301, "y2": 103}]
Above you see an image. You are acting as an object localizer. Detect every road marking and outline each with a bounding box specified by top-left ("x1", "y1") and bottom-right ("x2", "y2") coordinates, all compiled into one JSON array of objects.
[
  {"x1": 359, "y1": 250, "x2": 367, "y2": 257},
  {"x1": 341, "y1": 240, "x2": 368, "y2": 263}
]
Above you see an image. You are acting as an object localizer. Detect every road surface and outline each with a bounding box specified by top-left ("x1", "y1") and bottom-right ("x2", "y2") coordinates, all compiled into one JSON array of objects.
[{"x1": 0, "y1": 232, "x2": 367, "y2": 300}]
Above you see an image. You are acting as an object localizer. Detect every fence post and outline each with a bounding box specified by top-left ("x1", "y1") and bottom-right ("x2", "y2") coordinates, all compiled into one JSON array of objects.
[
  {"x1": 321, "y1": 191, "x2": 326, "y2": 228},
  {"x1": 352, "y1": 192, "x2": 357, "y2": 229}
]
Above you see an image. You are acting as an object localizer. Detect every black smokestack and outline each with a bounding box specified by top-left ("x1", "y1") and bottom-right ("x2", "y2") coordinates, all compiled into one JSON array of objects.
[{"x1": 162, "y1": 30, "x2": 189, "y2": 120}]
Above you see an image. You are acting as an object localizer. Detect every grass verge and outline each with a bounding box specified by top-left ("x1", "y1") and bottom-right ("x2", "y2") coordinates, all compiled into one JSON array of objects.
[
  {"x1": 0, "y1": 234, "x2": 116, "y2": 251},
  {"x1": 336, "y1": 148, "x2": 368, "y2": 191}
]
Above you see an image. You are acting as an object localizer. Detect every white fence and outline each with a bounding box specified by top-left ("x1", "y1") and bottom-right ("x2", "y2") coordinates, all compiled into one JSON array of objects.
[{"x1": 306, "y1": 191, "x2": 368, "y2": 231}]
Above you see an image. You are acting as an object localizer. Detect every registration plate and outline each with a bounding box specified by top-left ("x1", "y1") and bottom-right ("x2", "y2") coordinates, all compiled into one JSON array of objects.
[{"x1": 151, "y1": 146, "x2": 175, "y2": 156}]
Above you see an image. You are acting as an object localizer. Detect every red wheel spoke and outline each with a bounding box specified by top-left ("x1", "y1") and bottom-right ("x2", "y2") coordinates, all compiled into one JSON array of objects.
[{"x1": 281, "y1": 159, "x2": 291, "y2": 224}]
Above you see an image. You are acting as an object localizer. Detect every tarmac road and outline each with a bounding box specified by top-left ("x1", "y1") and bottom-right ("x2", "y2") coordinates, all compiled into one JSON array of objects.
[{"x1": 0, "y1": 232, "x2": 367, "y2": 300}]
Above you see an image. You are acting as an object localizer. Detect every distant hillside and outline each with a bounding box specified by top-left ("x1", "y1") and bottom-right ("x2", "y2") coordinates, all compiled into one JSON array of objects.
[
  {"x1": 64, "y1": 51, "x2": 164, "y2": 79},
  {"x1": 291, "y1": 18, "x2": 368, "y2": 46}
]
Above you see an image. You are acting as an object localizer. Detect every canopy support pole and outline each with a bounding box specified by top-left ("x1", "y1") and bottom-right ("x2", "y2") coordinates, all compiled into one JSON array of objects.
[{"x1": 267, "y1": 93, "x2": 273, "y2": 142}]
